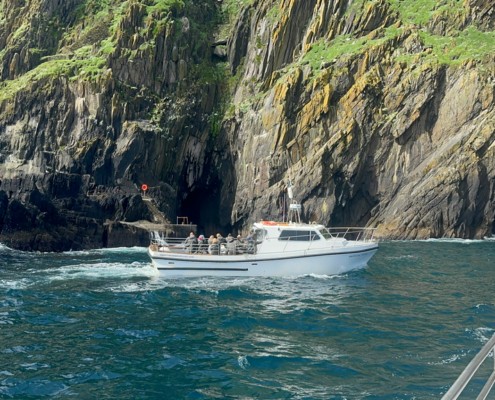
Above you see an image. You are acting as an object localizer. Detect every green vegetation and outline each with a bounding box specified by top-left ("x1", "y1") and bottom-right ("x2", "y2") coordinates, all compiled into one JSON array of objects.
[
  {"x1": 266, "y1": 4, "x2": 281, "y2": 24},
  {"x1": 1, "y1": 0, "x2": 492, "y2": 116},
  {"x1": 11, "y1": 23, "x2": 29, "y2": 42},
  {"x1": 387, "y1": 0, "x2": 464, "y2": 26},
  {"x1": 0, "y1": 47, "x2": 107, "y2": 102},
  {"x1": 220, "y1": 0, "x2": 253, "y2": 21},
  {"x1": 419, "y1": 28, "x2": 495, "y2": 65},
  {"x1": 0, "y1": 0, "x2": 204, "y2": 101},
  {"x1": 302, "y1": 35, "x2": 368, "y2": 70},
  {"x1": 298, "y1": 0, "x2": 491, "y2": 75},
  {"x1": 147, "y1": 0, "x2": 185, "y2": 14}
]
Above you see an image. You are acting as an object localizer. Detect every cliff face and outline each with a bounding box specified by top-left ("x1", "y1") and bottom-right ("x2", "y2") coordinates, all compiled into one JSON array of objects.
[
  {"x1": 0, "y1": 0, "x2": 225, "y2": 250},
  {"x1": 225, "y1": 0, "x2": 495, "y2": 239},
  {"x1": 0, "y1": 0, "x2": 494, "y2": 250}
]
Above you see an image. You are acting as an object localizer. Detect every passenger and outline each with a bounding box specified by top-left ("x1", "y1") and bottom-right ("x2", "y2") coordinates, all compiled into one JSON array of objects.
[
  {"x1": 184, "y1": 231, "x2": 197, "y2": 253},
  {"x1": 236, "y1": 234, "x2": 246, "y2": 253},
  {"x1": 246, "y1": 232, "x2": 256, "y2": 254},
  {"x1": 197, "y1": 234, "x2": 207, "y2": 254},
  {"x1": 226, "y1": 233, "x2": 236, "y2": 255},
  {"x1": 216, "y1": 233, "x2": 226, "y2": 244},
  {"x1": 216, "y1": 233, "x2": 227, "y2": 254},
  {"x1": 209, "y1": 237, "x2": 219, "y2": 255}
]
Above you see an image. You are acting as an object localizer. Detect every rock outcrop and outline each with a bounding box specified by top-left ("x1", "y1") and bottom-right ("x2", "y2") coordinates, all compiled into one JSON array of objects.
[{"x1": 0, "y1": 0, "x2": 494, "y2": 250}]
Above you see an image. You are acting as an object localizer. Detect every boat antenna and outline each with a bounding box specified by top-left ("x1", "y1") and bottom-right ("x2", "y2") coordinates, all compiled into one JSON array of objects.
[{"x1": 285, "y1": 153, "x2": 301, "y2": 224}]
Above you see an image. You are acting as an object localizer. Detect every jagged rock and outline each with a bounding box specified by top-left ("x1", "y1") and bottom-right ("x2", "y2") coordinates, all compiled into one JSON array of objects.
[
  {"x1": 8, "y1": 52, "x2": 19, "y2": 78},
  {"x1": 467, "y1": 0, "x2": 494, "y2": 30},
  {"x1": 227, "y1": 5, "x2": 251, "y2": 74},
  {"x1": 103, "y1": 221, "x2": 151, "y2": 248},
  {"x1": 121, "y1": 195, "x2": 153, "y2": 223}
]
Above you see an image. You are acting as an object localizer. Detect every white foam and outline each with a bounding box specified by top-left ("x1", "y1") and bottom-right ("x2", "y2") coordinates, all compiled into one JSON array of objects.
[
  {"x1": 424, "y1": 238, "x2": 487, "y2": 244},
  {"x1": 47, "y1": 261, "x2": 157, "y2": 281},
  {"x1": 472, "y1": 327, "x2": 495, "y2": 343},
  {"x1": 237, "y1": 355, "x2": 250, "y2": 369},
  {"x1": 61, "y1": 246, "x2": 148, "y2": 256},
  {"x1": 429, "y1": 352, "x2": 465, "y2": 365},
  {"x1": 0, "y1": 278, "x2": 32, "y2": 290},
  {"x1": 0, "y1": 243, "x2": 13, "y2": 251},
  {"x1": 303, "y1": 273, "x2": 344, "y2": 280}
]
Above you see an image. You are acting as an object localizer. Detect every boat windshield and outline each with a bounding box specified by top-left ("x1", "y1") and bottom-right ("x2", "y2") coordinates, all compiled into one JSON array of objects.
[
  {"x1": 319, "y1": 228, "x2": 333, "y2": 239},
  {"x1": 278, "y1": 230, "x2": 320, "y2": 241},
  {"x1": 254, "y1": 228, "x2": 266, "y2": 242}
]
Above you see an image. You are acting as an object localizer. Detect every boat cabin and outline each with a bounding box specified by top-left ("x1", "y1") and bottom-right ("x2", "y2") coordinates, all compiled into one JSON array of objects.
[{"x1": 252, "y1": 221, "x2": 342, "y2": 246}]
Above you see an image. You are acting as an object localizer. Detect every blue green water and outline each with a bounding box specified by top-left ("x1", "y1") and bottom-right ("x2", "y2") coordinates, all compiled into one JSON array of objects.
[{"x1": 1, "y1": 240, "x2": 495, "y2": 399}]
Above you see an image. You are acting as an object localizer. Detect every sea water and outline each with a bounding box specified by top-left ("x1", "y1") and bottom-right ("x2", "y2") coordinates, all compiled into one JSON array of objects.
[{"x1": 1, "y1": 240, "x2": 495, "y2": 399}]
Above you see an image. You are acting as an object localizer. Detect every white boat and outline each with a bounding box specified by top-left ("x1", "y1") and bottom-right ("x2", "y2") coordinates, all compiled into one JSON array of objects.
[
  {"x1": 148, "y1": 222, "x2": 378, "y2": 277},
  {"x1": 148, "y1": 181, "x2": 378, "y2": 276}
]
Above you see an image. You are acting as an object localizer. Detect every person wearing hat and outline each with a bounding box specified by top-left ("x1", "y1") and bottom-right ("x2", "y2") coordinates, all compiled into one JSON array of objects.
[{"x1": 197, "y1": 234, "x2": 207, "y2": 254}]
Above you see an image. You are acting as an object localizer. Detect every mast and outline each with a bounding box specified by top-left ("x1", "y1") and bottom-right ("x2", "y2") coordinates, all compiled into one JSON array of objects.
[{"x1": 286, "y1": 155, "x2": 301, "y2": 224}]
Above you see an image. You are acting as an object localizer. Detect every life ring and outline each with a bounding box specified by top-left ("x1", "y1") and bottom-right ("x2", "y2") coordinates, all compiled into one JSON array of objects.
[{"x1": 141, "y1": 184, "x2": 148, "y2": 191}]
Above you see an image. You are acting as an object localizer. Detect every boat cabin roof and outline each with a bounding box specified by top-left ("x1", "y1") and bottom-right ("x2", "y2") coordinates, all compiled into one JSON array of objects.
[
  {"x1": 254, "y1": 221, "x2": 325, "y2": 230},
  {"x1": 253, "y1": 220, "x2": 325, "y2": 232}
]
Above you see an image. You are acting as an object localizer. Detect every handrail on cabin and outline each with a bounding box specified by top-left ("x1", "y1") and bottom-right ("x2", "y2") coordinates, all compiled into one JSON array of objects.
[{"x1": 442, "y1": 334, "x2": 495, "y2": 400}]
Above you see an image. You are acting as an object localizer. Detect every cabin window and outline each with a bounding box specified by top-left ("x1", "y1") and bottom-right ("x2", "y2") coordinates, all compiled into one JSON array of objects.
[{"x1": 278, "y1": 230, "x2": 320, "y2": 241}]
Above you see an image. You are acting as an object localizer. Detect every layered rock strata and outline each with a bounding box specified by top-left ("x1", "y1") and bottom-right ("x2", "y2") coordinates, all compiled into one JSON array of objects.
[{"x1": 0, "y1": 0, "x2": 494, "y2": 251}]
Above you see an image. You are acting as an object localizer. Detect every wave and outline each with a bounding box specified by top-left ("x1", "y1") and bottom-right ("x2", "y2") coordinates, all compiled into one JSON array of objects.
[
  {"x1": 0, "y1": 243, "x2": 147, "y2": 254},
  {"x1": 0, "y1": 242, "x2": 13, "y2": 251},
  {"x1": 472, "y1": 327, "x2": 495, "y2": 343},
  {"x1": 61, "y1": 246, "x2": 148, "y2": 256},
  {"x1": 430, "y1": 352, "x2": 465, "y2": 365},
  {"x1": 0, "y1": 278, "x2": 32, "y2": 290},
  {"x1": 424, "y1": 238, "x2": 491, "y2": 244},
  {"x1": 47, "y1": 261, "x2": 157, "y2": 281},
  {"x1": 299, "y1": 273, "x2": 345, "y2": 280},
  {"x1": 376, "y1": 237, "x2": 494, "y2": 244}
]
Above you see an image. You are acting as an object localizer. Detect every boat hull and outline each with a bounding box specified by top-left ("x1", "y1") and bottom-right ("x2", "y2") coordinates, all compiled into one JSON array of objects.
[{"x1": 148, "y1": 243, "x2": 378, "y2": 277}]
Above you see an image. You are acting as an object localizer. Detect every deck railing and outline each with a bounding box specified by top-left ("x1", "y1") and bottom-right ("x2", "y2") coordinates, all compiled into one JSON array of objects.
[
  {"x1": 327, "y1": 227, "x2": 376, "y2": 242},
  {"x1": 149, "y1": 233, "x2": 255, "y2": 255},
  {"x1": 442, "y1": 334, "x2": 495, "y2": 400}
]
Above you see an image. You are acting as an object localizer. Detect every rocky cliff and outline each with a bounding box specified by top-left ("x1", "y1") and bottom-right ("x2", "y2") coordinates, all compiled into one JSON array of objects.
[{"x1": 0, "y1": 0, "x2": 494, "y2": 251}]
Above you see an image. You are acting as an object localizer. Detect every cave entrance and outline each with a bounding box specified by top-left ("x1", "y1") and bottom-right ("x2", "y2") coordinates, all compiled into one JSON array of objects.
[{"x1": 178, "y1": 186, "x2": 231, "y2": 237}]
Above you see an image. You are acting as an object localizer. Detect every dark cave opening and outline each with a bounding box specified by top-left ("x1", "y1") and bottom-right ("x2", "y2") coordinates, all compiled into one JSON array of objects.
[{"x1": 178, "y1": 186, "x2": 232, "y2": 238}]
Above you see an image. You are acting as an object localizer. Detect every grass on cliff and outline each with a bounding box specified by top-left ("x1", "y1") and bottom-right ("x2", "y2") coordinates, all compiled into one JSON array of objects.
[
  {"x1": 349, "y1": 0, "x2": 465, "y2": 26},
  {"x1": 0, "y1": 0, "x2": 199, "y2": 101},
  {"x1": 388, "y1": 0, "x2": 464, "y2": 25},
  {"x1": 302, "y1": 35, "x2": 368, "y2": 70},
  {"x1": 419, "y1": 28, "x2": 495, "y2": 65},
  {"x1": 0, "y1": 47, "x2": 106, "y2": 102},
  {"x1": 301, "y1": 11, "x2": 494, "y2": 76}
]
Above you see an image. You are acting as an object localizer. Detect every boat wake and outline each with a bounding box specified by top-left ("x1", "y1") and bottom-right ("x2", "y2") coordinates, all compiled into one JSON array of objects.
[
  {"x1": 47, "y1": 261, "x2": 157, "y2": 281},
  {"x1": 61, "y1": 246, "x2": 148, "y2": 256},
  {"x1": 0, "y1": 260, "x2": 157, "y2": 291}
]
